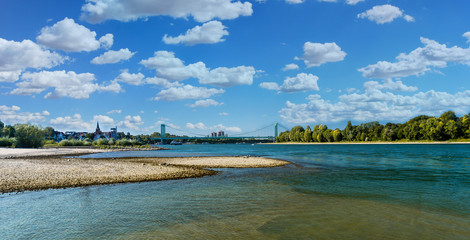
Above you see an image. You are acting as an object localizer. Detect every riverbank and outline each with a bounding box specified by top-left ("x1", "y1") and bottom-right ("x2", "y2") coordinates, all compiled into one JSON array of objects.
[
  {"x1": 0, "y1": 148, "x2": 289, "y2": 193},
  {"x1": 265, "y1": 141, "x2": 470, "y2": 145}
]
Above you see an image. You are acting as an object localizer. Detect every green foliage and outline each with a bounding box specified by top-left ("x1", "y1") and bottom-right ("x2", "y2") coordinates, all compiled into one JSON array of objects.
[
  {"x1": 14, "y1": 124, "x2": 45, "y2": 148},
  {"x1": 58, "y1": 139, "x2": 91, "y2": 146},
  {"x1": 44, "y1": 127, "x2": 55, "y2": 139},
  {"x1": 1, "y1": 125, "x2": 15, "y2": 138},
  {"x1": 276, "y1": 111, "x2": 470, "y2": 143},
  {"x1": 0, "y1": 137, "x2": 16, "y2": 147}
]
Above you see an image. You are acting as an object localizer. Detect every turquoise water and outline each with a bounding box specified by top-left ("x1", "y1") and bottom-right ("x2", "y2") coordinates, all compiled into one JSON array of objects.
[{"x1": 1, "y1": 144, "x2": 470, "y2": 239}]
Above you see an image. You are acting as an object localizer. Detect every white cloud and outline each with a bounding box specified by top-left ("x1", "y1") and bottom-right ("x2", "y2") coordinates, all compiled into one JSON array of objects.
[
  {"x1": 118, "y1": 115, "x2": 144, "y2": 131},
  {"x1": 91, "y1": 48, "x2": 135, "y2": 64},
  {"x1": 36, "y1": 18, "x2": 112, "y2": 52},
  {"x1": 0, "y1": 105, "x2": 49, "y2": 125},
  {"x1": 144, "y1": 77, "x2": 183, "y2": 88},
  {"x1": 99, "y1": 33, "x2": 114, "y2": 49},
  {"x1": 199, "y1": 66, "x2": 256, "y2": 87},
  {"x1": 114, "y1": 70, "x2": 145, "y2": 86},
  {"x1": 140, "y1": 51, "x2": 207, "y2": 81},
  {"x1": 107, "y1": 109, "x2": 122, "y2": 114},
  {"x1": 364, "y1": 79, "x2": 417, "y2": 92},
  {"x1": 286, "y1": 0, "x2": 304, "y2": 4},
  {"x1": 154, "y1": 84, "x2": 225, "y2": 101},
  {"x1": 346, "y1": 0, "x2": 364, "y2": 5},
  {"x1": 93, "y1": 115, "x2": 115, "y2": 126},
  {"x1": 81, "y1": 0, "x2": 253, "y2": 23},
  {"x1": 189, "y1": 99, "x2": 223, "y2": 108},
  {"x1": 280, "y1": 80, "x2": 470, "y2": 124},
  {"x1": 49, "y1": 114, "x2": 93, "y2": 131},
  {"x1": 260, "y1": 73, "x2": 319, "y2": 93},
  {"x1": 11, "y1": 70, "x2": 120, "y2": 99},
  {"x1": 259, "y1": 82, "x2": 280, "y2": 91},
  {"x1": 0, "y1": 38, "x2": 65, "y2": 82},
  {"x1": 357, "y1": 4, "x2": 414, "y2": 24},
  {"x1": 359, "y1": 36, "x2": 470, "y2": 79},
  {"x1": 163, "y1": 21, "x2": 229, "y2": 46},
  {"x1": 296, "y1": 42, "x2": 346, "y2": 67},
  {"x1": 219, "y1": 112, "x2": 229, "y2": 116},
  {"x1": 282, "y1": 63, "x2": 299, "y2": 71},
  {"x1": 186, "y1": 122, "x2": 242, "y2": 133},
  {"x1": 140, "y1": 51, "x2": 256, "y2": 87},
  {"x1": 464, "y1": 32, "x2": 470, "y2": 43}
]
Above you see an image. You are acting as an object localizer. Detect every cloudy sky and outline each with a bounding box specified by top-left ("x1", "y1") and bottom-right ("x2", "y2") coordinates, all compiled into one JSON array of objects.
[{"x1": 1, "y1": 0, "x2": 469, "y2": 135}]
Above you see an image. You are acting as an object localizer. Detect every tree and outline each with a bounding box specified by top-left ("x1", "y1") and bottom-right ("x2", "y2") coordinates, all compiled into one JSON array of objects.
[
  {"x1": 333, "y1": 129, "x2": 342, "y2": 142},
  {"x1": 0, "y1": 120, "x2": 4, "y2": 130},
  {"x1": 44, "y1": 126, "x2": 55, "y2": 140},
  {"x1": 1, "y1": 125, "x2": 15, "y2": 138},
  {"x1": 289, "y1": 126, "x2": 304, "y2": 142},
  {"x1": 303, "y1": 125, "x2": 312, "y2": 142},
  {"x1": 14, "y1": 124, "x2": 45, "y2": 148}
]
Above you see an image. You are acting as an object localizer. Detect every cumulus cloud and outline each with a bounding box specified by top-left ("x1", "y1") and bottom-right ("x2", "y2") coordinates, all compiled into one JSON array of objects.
[
  {"x1": 113, "y1": 70, "x2": 145, "y2": 86},
  {"x1": 285, "y1": 0, "x2": 304, "y2": 4},
  {"x1": 49, "y1": 114, "x2": 93, "y2": 131},
  {"x1": 154, "y1": 84, "x2": 225, "y2": 101},
  {"x1": 163, "y1": 21, "x2": 229, "y2": 46},
  {"x1": 118, "y1": 115, "x2": 144, "y2": 131},
  {"x1": 189, "y1": 99, "x2": 223, "y2": 108},
  {"x1": 91, "y1": 48, "x2": 135, "y2": 64},
  {"x1": 11, "y1": 70, "x2": 120, "y2": 99},
  {"x1": 296, "y1": 42, "x2": 346, "y2": 67},
  {"x1": 464, "y1": 32, "x2": 470, "y2": 43},
  {"x1": 199, "y1": 66, "x2": 256, "y2": 87},
  {"x1": 282, "y1": 63, "x2": 299, "y2": 71},
  {"x1": 81, "y1": 0, "x2": 253, "y2": 23},
  {"x1": 186, "y1": 122, "x2": 242, "y2": 133},
  {"x1": 359, "y1": 36, "x2": 470, "y2": 79},
  {"x1": 280, "y1": 80, "x2": 470, "y2": 124},
  {"x1": 357, "y1": 4, "x2": 414, "y2": 24},
  {"x1": 0, "y1": 38, "x2": 65, "y2": 82},
  {"x1": 140, "y1": 51, "x2": 256, "y2": 87},
  {"x1": 36, "y1": 18, "x2": 113, "y2": 52},
  {"x1": 346, "y1": 0, "x2": 364, "y2": 5},
  {"x1": 260, "y1": 73, "x2": 319, "y2": 93},
  {"x1": 107, "y1": 109, "x2": 122, "y2": 114},
  {"x1": 0, "y1": 105, "x2": 49, "y2": 125}
]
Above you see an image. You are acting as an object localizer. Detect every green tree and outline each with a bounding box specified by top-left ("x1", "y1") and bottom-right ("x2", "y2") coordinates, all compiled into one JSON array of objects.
[
  {"x1": 2, "y1": 125, "x2": 15, "y2": 138},
  {"x1": 289, "y1": 126, "x2": 304, "y2": 142},
  {"x1": 0, "y1": 120, "x2": 4, "y2": 130},
  {"x1": 333, "y1": 129, "x2": 342, "y2": 142},
  {"x1": 14, "y1": 124, "x2": 45, "y2": 148},
  {"x1": 44, "y1": 126, "x2": 55, "y2": 140},
  {"x1": 303, "y1": 125, "x2": 312, "y2": 142}
]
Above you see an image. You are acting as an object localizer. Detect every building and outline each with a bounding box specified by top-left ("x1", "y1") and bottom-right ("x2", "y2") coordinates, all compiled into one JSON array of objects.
[{"x1": 218, "y1": 131, "x2": 225, "y2": 137}]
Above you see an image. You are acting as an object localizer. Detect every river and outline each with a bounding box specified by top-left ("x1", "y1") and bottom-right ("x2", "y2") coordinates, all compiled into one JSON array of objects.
[{"x1": 1, "y1": 144, "x2": 470, "y2": 239}]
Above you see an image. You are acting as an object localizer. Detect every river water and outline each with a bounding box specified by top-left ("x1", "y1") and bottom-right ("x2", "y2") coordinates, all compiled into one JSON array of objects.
[{"x1": 1, "y1": 144, "x2": 470, "y2": 239}]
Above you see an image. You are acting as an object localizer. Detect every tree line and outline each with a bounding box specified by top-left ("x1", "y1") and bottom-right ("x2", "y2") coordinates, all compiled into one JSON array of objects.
[{"x1": 276, "y1": 111, "x2": 470, "y2": 143}]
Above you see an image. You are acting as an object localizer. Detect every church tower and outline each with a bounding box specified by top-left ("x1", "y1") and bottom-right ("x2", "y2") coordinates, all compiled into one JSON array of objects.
[{"x1": 95, "y1": 122, "x2": 102, "y2": 135}]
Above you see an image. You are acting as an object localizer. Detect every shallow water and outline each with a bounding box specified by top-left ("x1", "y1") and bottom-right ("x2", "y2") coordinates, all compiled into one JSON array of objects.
[{"x1": 1, "y1": 144, "x2": 470, "y2": 239}]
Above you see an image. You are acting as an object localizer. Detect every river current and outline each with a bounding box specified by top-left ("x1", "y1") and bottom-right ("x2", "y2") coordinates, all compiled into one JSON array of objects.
[{"x1": 1, "y1": 144, "x2": 470, "y2": 239}]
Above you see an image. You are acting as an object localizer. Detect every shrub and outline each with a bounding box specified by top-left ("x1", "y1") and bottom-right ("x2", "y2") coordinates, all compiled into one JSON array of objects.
[
  {"x1": 93, "y1": 138, "x2": 108, "y2": 146},
  {"x1": 0, "y1": 137, "x2": 16, "y2": 147},
  {"x1": 14, "y1": 124, "x2": 44, "y2": 148}
]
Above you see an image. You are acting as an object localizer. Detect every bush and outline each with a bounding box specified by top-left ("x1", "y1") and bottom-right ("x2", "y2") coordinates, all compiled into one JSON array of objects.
[
  {"x1": 0, "y1": 137, "x2": 16, "y2": 147},
  {"x1": 14, "y1": 124, "x2": 44, "y2": 148},
  {"x1": 93, "y1": 138, "x2": 108, "y2": 146},
  {"x1": 58, "y1": 139, "x2": 91, "y2": 146}
]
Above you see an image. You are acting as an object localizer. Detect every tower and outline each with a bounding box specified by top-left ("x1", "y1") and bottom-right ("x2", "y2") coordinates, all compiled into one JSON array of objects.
[{"x1": 95, "y1": 122, "x2": 102, "y2": 135}]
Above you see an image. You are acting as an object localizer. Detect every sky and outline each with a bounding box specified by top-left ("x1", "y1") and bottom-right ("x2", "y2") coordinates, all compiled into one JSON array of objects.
[{"x1": 0, "y1": 0, "x2": 469, "y2": 136}]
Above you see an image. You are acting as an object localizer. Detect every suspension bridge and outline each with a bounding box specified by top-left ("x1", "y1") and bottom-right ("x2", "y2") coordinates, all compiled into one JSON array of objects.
[{"x1": 151, "y1": 123, "x2": 289, "y2": 143}]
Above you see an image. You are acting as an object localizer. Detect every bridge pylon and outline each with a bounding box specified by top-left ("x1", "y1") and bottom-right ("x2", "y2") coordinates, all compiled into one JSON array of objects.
[
  {"x1": 161, "y1": 124, "x2": 166, "y2": 143},
  {"x1": 275, "y1": 123, "x2": 279, "y2": 139}
]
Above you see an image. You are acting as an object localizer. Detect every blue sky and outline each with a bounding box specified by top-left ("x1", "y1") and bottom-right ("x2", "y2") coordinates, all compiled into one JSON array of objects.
[{"x1": 0, "y1": 0, "x2": 469, "y2": 136}]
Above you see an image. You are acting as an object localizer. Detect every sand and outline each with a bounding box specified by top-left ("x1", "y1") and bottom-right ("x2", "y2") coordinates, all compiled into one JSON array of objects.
[{"x1": 0, "y1": 148, "x2": 289, "y2": 193}]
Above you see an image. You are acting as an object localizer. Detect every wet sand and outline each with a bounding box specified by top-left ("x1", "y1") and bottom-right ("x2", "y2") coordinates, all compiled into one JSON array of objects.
[{"x1": 0, "y1": 148, "x2": 289, "y2": 193}]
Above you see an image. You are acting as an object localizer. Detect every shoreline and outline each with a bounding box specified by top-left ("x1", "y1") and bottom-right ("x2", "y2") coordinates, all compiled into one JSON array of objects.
[
  {"x1": 0, "y1": 148, "x2": 289, "y2": 194},
  {"x1": 264, "y1": 141, "x2": 470, "y2": 145}
]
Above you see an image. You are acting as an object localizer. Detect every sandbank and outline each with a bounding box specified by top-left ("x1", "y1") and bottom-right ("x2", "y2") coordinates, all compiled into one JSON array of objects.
[{"x1": 0, "y1": 148, "x2": 289, "y2": 193}]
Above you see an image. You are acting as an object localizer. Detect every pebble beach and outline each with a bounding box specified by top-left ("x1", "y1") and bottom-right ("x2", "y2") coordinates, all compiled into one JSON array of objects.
[{"x1": 0, "y1": 148, "x2": 289, "y2": 193}]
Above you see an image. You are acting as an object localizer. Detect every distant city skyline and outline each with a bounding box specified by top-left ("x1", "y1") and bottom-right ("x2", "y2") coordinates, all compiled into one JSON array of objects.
[{"x1": 1, "y1": 0, "x2": 469, "y2": 135}]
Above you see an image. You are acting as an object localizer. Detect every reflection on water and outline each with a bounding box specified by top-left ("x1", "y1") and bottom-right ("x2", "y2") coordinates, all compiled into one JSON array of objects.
[{"x1": 2, "y1": 144, "x2": 470, "y2": 239}]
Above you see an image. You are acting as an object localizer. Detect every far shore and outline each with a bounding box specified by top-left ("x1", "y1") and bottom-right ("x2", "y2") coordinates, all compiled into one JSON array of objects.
[
  {"x1": 0, "y1": 147, "x2": 289, "y2": 194},
  {"x1": 264, "y1": 141, "x2": 470, "y2": 145}
]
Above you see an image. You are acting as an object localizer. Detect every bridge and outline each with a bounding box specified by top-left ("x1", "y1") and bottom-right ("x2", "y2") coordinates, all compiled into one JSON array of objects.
[{"x1": 151, "y1": 123, "x2": 289, "y2": 143}]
